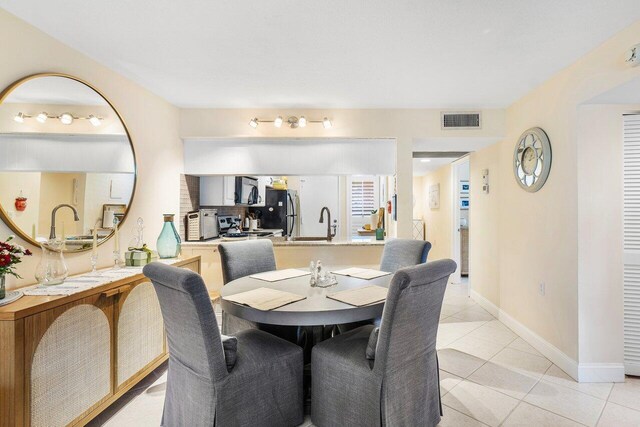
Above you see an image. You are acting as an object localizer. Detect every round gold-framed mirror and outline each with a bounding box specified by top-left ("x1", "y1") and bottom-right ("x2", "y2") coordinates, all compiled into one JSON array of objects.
[{"x1": 0, "y1": 73, "x2": 137, "y2": 252}]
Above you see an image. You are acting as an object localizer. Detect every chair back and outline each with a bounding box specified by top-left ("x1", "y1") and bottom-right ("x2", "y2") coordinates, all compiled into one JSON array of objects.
[
  {"x1": 143, "y1": 263, "x2": 228, "y2": 382},
  {"x1": 379, "y1": 238, "x2": 432, "y2": 273},
  {"x1": 219, "y1": 239, "x2": 277, "y2": 284},
  {"x1": 373, "y1": 259, "x2": 456, "y2": 377}
]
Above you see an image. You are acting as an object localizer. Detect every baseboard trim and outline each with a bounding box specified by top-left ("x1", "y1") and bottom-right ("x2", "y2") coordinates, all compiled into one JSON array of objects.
[
  {"x1": 577, "y1": 363, "x2": 625, "y2": 383},
  {"x1": 469, "y1": 290, "x2": 624, "y2": 383},
  {"x1": 497, "y1": 309, "x2": 579, "y2": 380},
  {"x1": 469, "y1": 290, "x2": 500, "y2": 317}
]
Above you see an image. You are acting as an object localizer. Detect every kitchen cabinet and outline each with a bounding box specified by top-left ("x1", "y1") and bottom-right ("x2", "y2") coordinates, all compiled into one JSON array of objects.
[
  {"x1": 200, "y1": 176, "x2": 236, "y2": 206},
  {"x1": 0, "y1": 257, "x2": 200, "y2": 427}
]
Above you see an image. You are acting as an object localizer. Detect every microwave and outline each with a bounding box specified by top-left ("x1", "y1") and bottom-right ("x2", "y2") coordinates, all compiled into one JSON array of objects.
[{"x1": 235, "y1": 176, "x2": 260, "y2": 205}]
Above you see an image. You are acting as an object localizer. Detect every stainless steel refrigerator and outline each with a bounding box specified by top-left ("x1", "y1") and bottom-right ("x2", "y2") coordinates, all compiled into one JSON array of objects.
[{"x1": 250, "y1": 188, "x2": 299, "y2": 237}]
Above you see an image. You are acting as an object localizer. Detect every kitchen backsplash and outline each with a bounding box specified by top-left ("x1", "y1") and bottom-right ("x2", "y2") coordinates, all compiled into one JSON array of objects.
[{"x1": 179, "y1": 174, "x2": 200, "y2": 240}]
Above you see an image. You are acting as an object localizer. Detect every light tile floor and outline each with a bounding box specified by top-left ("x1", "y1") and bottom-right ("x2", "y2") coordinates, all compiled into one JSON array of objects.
[{"x1": 89, "y1": 280, "x2": 640, "y2": 427}]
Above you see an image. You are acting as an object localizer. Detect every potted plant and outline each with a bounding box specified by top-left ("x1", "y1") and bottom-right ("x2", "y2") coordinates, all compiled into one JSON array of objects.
[{"x1": 0, "y1": 235, "x2": 32, "y2": 299}]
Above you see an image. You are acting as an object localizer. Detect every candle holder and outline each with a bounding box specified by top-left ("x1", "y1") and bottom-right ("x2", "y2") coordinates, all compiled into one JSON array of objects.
[
  {"x1": 113, "y1": 216, "x2": 122, "y2": 268},
  {"x1": 113, "y1": 250, "x2": 123, "y2": 269},
  {"x1": 88, "y1": 253, "x2": 101, "y2": 276}
]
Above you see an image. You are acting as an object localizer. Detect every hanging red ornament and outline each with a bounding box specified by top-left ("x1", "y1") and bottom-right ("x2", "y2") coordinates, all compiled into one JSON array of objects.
[{"x1": 15, "y1": 196, "x2": 27, "y2": 212}]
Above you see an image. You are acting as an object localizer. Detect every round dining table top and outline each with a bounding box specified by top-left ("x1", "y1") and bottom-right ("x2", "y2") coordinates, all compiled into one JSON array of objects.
[{"x1": 220, "y1": 266, "x2": 394, "y2": 326}]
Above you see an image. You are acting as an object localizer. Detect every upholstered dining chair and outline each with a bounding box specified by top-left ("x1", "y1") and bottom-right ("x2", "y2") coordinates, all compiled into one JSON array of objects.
[
  {"x1": 311, "y1": 259, "x2": 456, "y2": 427},
  {"x1": 219, "y1": 239, "x2": 277, "y2": 335},
  {"x1": 144, "y1": 262, "x2": 303, "y2": 427},
  {"x1": 338, "y1": 238, "x2": 433, "y2": 334},
  {"x1": 379, "y1": 238, "x2": 432, "y2": 273}
]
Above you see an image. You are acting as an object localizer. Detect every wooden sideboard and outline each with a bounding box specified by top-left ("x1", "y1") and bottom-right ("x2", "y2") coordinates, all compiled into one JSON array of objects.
[{"x1": 0, "y1": 256, "x2": 201, "y2": 427}]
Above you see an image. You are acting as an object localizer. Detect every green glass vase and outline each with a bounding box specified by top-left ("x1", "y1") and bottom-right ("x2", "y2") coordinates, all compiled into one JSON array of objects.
[
  {"x1": 0, "y1": 274, "x2": 5, "y2": 299},
  {"x1": 156, "y1": 214, "x2": 181, "y2": 259}
]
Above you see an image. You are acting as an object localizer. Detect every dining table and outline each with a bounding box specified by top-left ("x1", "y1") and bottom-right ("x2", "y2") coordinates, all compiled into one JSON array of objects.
[{"x1": 220, "y1": 266, "x2": 394, "y2": 328}]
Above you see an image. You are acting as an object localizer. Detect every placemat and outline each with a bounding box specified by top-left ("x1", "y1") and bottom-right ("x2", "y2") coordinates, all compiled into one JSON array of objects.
[
  {"x1": 331, "y1": 267, "x2": 391, "y2": 280},
  {"x1": 327, "y1": 285, "x2": 388, "y2": 307},
  {"x1": 224, "y1": 287, "x2": 306, "y2": 310},
  {"x1": 249, "y1": 268, "x2": 310, "y2": 282}
]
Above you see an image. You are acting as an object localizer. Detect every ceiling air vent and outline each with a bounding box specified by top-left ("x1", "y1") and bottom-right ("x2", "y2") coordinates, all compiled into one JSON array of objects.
[{"x1": 441, "y1": 112, "x2": 481, "y2": 129}]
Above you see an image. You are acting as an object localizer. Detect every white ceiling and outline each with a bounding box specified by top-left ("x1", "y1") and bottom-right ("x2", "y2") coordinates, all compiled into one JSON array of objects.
[
  {"x1": 413, "y1": 157, "x2": 457, "y2": 176},
  {"x1": 3, "y1": 1, "x2": 640, "y2": 108}
]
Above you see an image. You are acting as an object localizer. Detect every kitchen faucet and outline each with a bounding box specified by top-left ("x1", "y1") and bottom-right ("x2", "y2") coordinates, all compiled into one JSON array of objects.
[
  {"x1": 319, "y1": 207, "x2": 337, "y2": 242},
  {"x1": 49, "y1": 204, "x2": 80, "y2": 240}
]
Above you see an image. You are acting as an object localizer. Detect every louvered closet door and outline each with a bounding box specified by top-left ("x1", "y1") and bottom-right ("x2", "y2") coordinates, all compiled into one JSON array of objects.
[{"x1": 624, "y1": 113, "x2": 640, "y2": 375}]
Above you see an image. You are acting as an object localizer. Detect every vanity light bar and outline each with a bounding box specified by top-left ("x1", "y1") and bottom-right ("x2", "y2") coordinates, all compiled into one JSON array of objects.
[
  {"x1": 249, "y1": 115, "x2": 332, "y2": 129},
  {"x1": 13, "y1": 111, "x2": 103, "y2": 126}
]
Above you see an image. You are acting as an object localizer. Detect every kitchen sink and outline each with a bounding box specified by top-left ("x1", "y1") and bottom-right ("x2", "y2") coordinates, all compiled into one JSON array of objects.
[{"x1": 292, "y1": 236, "x2": 329, "y2": 242}]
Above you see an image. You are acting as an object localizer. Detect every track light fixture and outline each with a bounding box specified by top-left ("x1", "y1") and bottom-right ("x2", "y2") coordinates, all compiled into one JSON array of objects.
[
  {"x1": 13, "y1": 111, "x2": 103, "y2": 126},
  {"x1": 248, "y1": 115, "x2": 333, "y2": 129}
]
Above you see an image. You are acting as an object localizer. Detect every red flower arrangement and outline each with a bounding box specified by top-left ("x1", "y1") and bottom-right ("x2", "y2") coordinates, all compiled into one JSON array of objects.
[{"x1": 0, "y1": 235, "x2": 32, "y2": 279}]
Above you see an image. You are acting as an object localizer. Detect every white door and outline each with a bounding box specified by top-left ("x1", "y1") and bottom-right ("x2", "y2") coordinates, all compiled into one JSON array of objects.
[
  {"x1": 298, "y1": 176, "x2": 340, "y2": 237},
  {"x1": 624, "y1": 114, "x2": 640, "y2": 375},
  {"x1": 451, "y1": 157, "x2": 470, "y2": 285}
]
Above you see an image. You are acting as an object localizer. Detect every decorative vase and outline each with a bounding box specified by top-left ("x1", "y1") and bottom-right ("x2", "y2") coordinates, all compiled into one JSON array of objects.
[
  {"x1": 156, "y1": 214, "x2": 181, "y2": 259},
  {"x1": 0, "y1": 274, "x2": 5, "y2": 299},
  {"x1": 34, "y1": 240, "x2": 68, "y2": 286}
]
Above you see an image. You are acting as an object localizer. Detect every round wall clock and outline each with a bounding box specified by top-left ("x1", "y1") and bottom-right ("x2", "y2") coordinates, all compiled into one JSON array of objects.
[{"x1": 513, "y1": 127, "x2": 552, "y2": 192}]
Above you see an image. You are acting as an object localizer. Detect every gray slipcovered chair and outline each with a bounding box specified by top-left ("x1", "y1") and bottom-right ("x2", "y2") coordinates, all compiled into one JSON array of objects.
[
  {"x1": 338, "y1": 238, "x2": 433, "y2": 333},
  {"x1": 219, "y1": 239, "x2": 277, "y2": 335},
  {"x1": 144, "y1": 262, "x2": 303, "y2": 427},
  {"x1": 379, "y1": 238, "x2": 432, "y2": 273},
  {"x1": 311, "y1": 259, "x2": 456, "y2": 427}
]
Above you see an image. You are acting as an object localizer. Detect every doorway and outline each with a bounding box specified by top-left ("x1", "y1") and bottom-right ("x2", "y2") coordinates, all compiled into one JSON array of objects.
[{"x1": 451, "y1": 157, "x2": 470, "y2": 285}]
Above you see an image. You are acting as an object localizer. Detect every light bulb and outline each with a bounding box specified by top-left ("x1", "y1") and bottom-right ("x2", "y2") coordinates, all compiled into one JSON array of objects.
[
  {"x1": 59, "y1": 113, "x2": 73, "y2": 125},
  {"x1": 322, "y1": 117, "x2": 332, "y2": 129},
  {"x1": 36, "y1": 112, "x2": 48, "y2": 123},
  {"x1": 420, "y1": 159, "x2": 432, "y2": 163},
  {"x1": 88, "y1": 115, "x2": 101, "y2": 126},
  {"x1": 14, "y1": 112, "x2": 25, "y2": 123},
  {"x1": 274, "y1": 116, "x2": 283, "y2": 128},
  {"x1": 249, "y1": 118, "x2": 259, "y2": 128},
  {"x1": 298, "y1": 116, "x2": 307, "y2": 127}
]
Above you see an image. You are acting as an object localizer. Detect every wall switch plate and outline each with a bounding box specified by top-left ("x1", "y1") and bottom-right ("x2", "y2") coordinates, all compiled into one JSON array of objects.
[
  {"x1": 482, "y1": 169, "x2": 490, "y2": 194},
  {"x1": 539, "y1": 282, "x2": 545, "y2": 296}
]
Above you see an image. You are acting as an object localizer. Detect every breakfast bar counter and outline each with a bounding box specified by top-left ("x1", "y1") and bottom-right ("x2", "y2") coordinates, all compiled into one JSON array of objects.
[
  {"x1": 182, "y1": 237, "x2": 386, "y2": 248},
  {"x1": 182, "y1": 238, "x2": 386, "y2": 292}
]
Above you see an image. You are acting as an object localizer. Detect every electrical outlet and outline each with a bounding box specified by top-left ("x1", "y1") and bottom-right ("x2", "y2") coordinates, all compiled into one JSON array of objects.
[{"x1": 538, "y1": 282, "x2": 546, "y2": 296}]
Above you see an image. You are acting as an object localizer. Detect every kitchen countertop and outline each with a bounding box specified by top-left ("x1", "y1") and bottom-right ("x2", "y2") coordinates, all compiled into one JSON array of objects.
[{"x1": 182, "y1": 237, "x2": 386, "y2": 247}]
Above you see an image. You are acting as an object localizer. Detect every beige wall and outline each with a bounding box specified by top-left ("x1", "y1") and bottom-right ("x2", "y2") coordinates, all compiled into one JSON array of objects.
[
  {"x1": 0, "y1": 9, "x2": 182, "y2": 289},
  {"x1": 469, "y1": 144, "x2": 501, "y2": 307},
  {"x1": 413, "y1": 165, "x2": 452, "y2": 262},
  {"x1": 469, "y1": 19, "x2": 640, "y2": 370},
  {"x1": 180, "y1": 108, "x2": 506, "y2": 240},
  {"x1": 38, "y1": 172, "x2": 85, "y2": 237},
  {"x1": 0, "y1": 172, "x2": 41, "y2": 236}
]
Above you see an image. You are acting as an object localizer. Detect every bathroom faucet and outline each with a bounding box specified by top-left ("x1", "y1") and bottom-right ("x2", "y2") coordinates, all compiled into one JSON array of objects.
[
  {"x1": 319, "y1": 207, "x2": 337, "y2": 242},
  {"x1": 49, "y1": 204, "x2": 80, "y2": 240}
]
